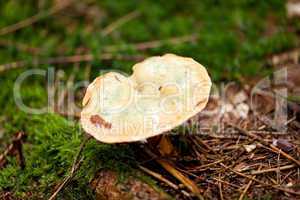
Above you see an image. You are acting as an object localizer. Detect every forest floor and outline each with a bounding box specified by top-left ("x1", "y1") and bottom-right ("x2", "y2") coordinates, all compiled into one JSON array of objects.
[{"x1": 0, "y1": 0, "x2": 300, "y2": 199}]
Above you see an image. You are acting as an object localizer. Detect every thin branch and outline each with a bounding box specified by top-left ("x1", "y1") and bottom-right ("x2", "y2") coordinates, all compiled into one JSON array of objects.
[
  {"x1": 221, "y1": 163, "x2": 300, "y2": 196},
  {"x1": 239, "y1": 166, "x2": 261, "y2": 200},
  {"x1": 0, "y1": 132, "x2": 26, "y2": 169},
  {"x1": 0, "y1": 39, "x2": 40, "y2": 54},
  {"x1": 139, "y1": 165, "x2": 179, "y2": 190},
  {"x1": 104, "y1": 34, "x2": 198, "y2": 52},
  {"x1": 48, "y1": 135, "x2": 91, "y2": 200},
  {"x1": 218, "y1": 174, "x2": 224, "y2": 200},
  {"x1": 0, "y1": 53, "x2": 144, "y2": 73},
  {"x1": 228, "y1": 123, "x2": 300, "y2": 167},
  {"x1": 0, "y1": 1, "x2": 71, "y2": 36},
  {"x1": 101, "y1": 10, "x2": 140, "y2": 36},
  {"x1": 251, "y1": 164, "x2": 297, "y2": 175},
  {"x1": 212, "y1": 178, "x2": 241, "y2": 189},
  {"x1": 269, "y1": 145, "x2": 300, "y2": 167},
  {"x1": 144, "y1": 147, "x2": 203, "y2": 199},
  {"x1": 188, "y1": 159, "x2": 224, "y2": 171}
]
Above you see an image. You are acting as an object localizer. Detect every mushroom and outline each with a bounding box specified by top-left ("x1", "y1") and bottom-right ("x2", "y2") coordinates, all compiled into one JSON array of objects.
[{"x1": 80, "y1": 54, "x2": 211, "y2": 143}]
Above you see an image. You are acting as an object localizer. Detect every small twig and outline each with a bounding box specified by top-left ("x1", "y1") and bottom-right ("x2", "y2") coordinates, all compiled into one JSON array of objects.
[
  {"x1": 0, "y1": 39, "x2": 40, "y2": 54},
  {"x1": 13, "y1": 135, "x2": 26, "y2": 169},
  {"x1": 251, "y1": 164, "x2": 297, "y2": 175},
  {"x1": 228, "y1": 123, "x2": 300, "y2": 167},
  {"x1": 269, "y1": 145, "x2": 300, "y2": 167},
  {"x1": 239, "y1": 166, "x2": 261, "y2": 200},
  {"x1": 280, "y1": 170, "x2": 294, "y2": 185},
  {"x1": 259, "y1": 144, "x2": 300, "y2": 167},
  {"x1": 0, "y1": 53, "x2": 144, "y2": 73},
  {"x1": 158, "y1": 159, "x2": 203, "y2": 200},
  {"x1": 194, "y1": 136, "x2": 217, "y2": 154},
  {"x1": 104, "y1": 34, "x2": 198, "y2": 52},
  {"x1": 0, "y1": 131, "x2": 26, "y2": 169},
  {"x1": 49, "y1": 156, "x2": 84, "y2": 200},
  {"x1": 249, "y1": 130, "x2": 290, "y2": 136},
  {"x1": 284, "y1": 116, "x2": 296, "y2": 126},
  {"x1": 0, "y1": 0, "x2": 71, "y2": 36},
  {"x1": 238, "y1": 175, "x2": 254, "y2": 200},
  {"x1": 188, "y1": 159, "x2": 224, "y2": 171},
  {"x1": 133, "y1": 34, "x2": 198, "y2": 50},
  {"x1": 220, "y1": 163, "x2": 300, "y2": 196},
  {"x1": 277, "y1": 152, "x2": 281, "y2": 184},
  {"x1": 144, "y1": 147, "x2": 203, "y2": 199},
  {"x1": 218, "y1": 174, "x2": 224, "y2": 200},
  {"x1": 212, "y1": 178, "x2": 241, "y2": 189},
  {"x1": 101, "y1": 10, "x2": 140, "y2": 36},
  {"x1": 139, "y1": 165, "x2": 179, "y2": 190},
  {"x1": 48, "y1": 135, "x2": 91, "y2": 200}
]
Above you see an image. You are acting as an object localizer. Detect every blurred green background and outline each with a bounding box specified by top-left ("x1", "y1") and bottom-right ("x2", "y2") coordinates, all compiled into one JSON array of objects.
[{"x1": 0, "y1": 0, "x2": 298, "y2": 199}]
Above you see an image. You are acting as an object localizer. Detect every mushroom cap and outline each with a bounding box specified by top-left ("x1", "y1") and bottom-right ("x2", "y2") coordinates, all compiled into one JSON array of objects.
[{"x1": 80, "y1": 54, "x2": 211, "y2": 143}]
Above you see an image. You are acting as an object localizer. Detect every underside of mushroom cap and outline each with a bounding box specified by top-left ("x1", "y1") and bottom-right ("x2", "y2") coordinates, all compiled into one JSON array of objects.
[{"x1": 80, "y1": 54, "x2": 211, "y2": 143}]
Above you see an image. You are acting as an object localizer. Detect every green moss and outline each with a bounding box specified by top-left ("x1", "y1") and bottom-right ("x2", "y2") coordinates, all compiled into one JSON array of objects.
[{"x1": 0, "y1": 113, "x2": 138, "y2": 199}]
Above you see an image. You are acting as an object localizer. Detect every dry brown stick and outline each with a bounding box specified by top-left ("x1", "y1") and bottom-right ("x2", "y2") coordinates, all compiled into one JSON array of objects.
[
  {"x1": 0, "y1": 132, "x2": 26, "y2": 168},
  {"x1": 198, "y1": 131, "x2": 248, "y2": 139},
  {"x1": 48, "y1": 135, "x2": 91, "y2": 200},
  {"x1": 0, "y1": 39, "x2": 40, "y2": 54},
  {"x1": 1, "y1": 33, "x2": 197, "y2": 59},
  {"x1": 251, "y1": 164, "x2": 296, "y2": 175},
  {"x1": 101, "y1": 10, "x2": 140, "y2": 36},
  {"x1": 227, "y1": 123, "x2": 262, "y2": 142},
  {"x1": 158, "y1": 159, "x2": 203, "y2": 199},
  {"x1": 14, "y1": 134, "x2": 26, "y2": 169},
  {"x1": 239, "y1": 166, "x2": 261, "y2": 200},
  {"x1": 188, "y1": 159, "x2": 224, "y2": 171},
  {"x1": 218, "y1": 174, "x2": 224, "y2": 200},
  {"x1": 104, "y1": 34, "x2": 198, "y2": 52},
  {"x1": 48, "y1": 156, "x2": 84, "y2": 200},
  {"x1": 0, "y1": 1, "x2": 71, "y2": 36},
  {"x1": 220, "y1": 163, "x2": 300, "y2": 196},
  {"x1": 249, "y1": 130, "x2": 289, "y2": 136},
  {"x1": 228, "y1": 123, "x2": 300, "y2": 167},
  {"x1": 194, "y1": 136, "x2": 217, "y2": 154},
  {"x1": 0, "y1": 142, "x2": 16, "y2": 167},
  {"x1": 212, "y1": 178, "x2": 241, "y2": 189},
  {"x1": 238, "y1": 175, "x2": 255, "y2": 200},
  {"x1": 139, "y1": 165, "x2": 179, "y2": 190},
  {"x1": 0, "y1": 53, "x2": 144, "y2": 73},
  {"x1": 134, "y1": 34, "x2": 198, "y2": 50},
  {"x1": 269, "y1": 145, "x2": 300, "y2": 167},
  {"x1": 277, "y1": 152, "x2": 282, "y2": 184},
  {"x1": 280, "y1": 170, "x2": 294, "y2": 185},
  {"x1": 258, "y1": 144, "x2": 300, "y2": 167},
  {"x1": 144, "y1": 147, "x2": 203, "y2": 199}
]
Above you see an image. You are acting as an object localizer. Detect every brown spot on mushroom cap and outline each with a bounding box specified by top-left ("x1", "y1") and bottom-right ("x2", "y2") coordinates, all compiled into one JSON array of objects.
[{"x1": 90, "y1": 115, "x2": 112, "y2": 129}]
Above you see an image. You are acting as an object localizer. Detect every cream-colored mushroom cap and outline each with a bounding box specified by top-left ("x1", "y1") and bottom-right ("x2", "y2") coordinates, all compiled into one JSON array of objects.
[{"x1": 80, "y1": 54, "x2": 211, "y2": 143}]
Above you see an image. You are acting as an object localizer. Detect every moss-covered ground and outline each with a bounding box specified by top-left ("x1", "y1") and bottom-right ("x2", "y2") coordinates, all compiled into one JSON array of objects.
[{"x1": 0, "y1": 0, "x2": 298, "y2": 199}]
